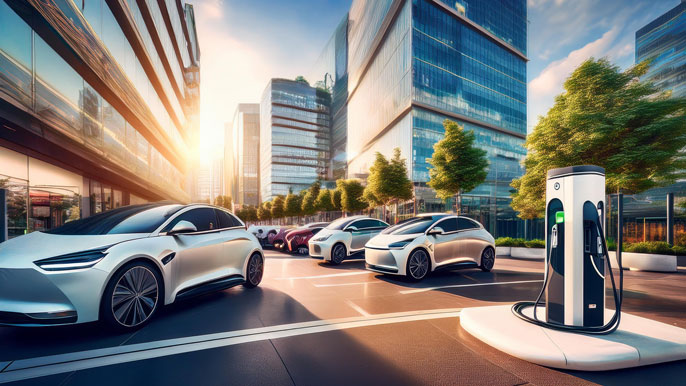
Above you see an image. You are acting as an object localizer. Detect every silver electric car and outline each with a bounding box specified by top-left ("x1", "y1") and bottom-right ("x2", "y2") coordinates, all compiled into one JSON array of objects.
[
  {"x1": 309, "y1": 216, "x2": 389, "y2": 264},
  {"x1": 365, "y1": 214, "x2": 495, "y2": 281},
  {"x1": 0, "y1": 203, "x2": 264, "y2": 329}
]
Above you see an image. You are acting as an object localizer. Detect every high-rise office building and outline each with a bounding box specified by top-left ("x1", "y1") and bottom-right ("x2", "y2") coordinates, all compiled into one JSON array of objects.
[
  {"x1": 260, "y1": 79, "x2": 331, "y2": 201},
  {"x1": 341, "y1": 0, "x2": 527, "y2": 236},
  {"x1": 0, "y1": 0, "x2": 200, "y2": 237},
  {"x1": 227, "y1": 104, "x2": 260, "y2": 207},
  {"x1": 636, "y1": 0, "x2": 686, "y2": 97}
]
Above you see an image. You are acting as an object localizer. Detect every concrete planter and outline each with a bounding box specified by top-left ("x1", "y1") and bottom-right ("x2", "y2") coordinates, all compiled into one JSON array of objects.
[
  {"x1": 510, "y1": 247, "x2": 545, "y2": 260},
  {"x1": 495, "y1": 246, "x2": 511, "y2": 256},
  {"x1": 608, "y1": 251, "x2": 677, "y2": 272}
]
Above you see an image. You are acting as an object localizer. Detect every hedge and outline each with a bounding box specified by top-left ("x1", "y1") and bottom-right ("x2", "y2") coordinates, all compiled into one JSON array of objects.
[
  {"x1": 496, "y1": 238, "x2": 686, "y2": 255},
  {"x1": 495, "y1": 237, "x2": 544, "y2": 248}
]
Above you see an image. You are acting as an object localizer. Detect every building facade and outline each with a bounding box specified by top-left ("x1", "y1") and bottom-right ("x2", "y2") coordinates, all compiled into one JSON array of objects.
[
  {"x1": 259, "y1": 79, "x2": 331, "y2": 201},
  {"x1": 342, "y1": 0, "x2": 527, "y2": 237},
  {"x1": 636, "y1": 0, "x2": 686, "y2": 98},
  {"x1": 0, "y1": 0, "x2": 200, "y2": 237},
  {"x1": 227, "y1": 103, "x2": 260, "y2": 207}
]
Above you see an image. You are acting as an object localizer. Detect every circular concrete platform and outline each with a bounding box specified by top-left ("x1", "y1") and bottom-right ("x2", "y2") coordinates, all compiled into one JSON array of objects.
[{"x1": 460, "y1": 304, "x2": 686, "y2": 371}]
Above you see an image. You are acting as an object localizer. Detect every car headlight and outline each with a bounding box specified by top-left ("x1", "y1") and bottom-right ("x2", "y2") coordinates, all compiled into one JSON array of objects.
[
  {"x1": 314, "y1": 234, "x2": 331, "y2": 242},
  {"x1": 388, "y1": 239, "x2": 414, "y2": 249},
  {"x1": 34, "y1": 248, "x2": 109, "y2": 271}
]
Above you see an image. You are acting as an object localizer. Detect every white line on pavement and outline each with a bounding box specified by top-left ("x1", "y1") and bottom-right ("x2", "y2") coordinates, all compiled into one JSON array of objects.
[
  {"x1": 274, "y1": 271, "x2": 372, "y2": 280},
  {"x1": 345, "y1": 300, "x2": 371, "y2": 316},
  {"x1": 313, "y1": 281, "x2": 384, "y2": 288},
  {"x1": 0, "y1": 308, "x2": 462, "y2": 384},
  {"x1": 399, "y1": 280, "x2": 543, "y2": 295}
]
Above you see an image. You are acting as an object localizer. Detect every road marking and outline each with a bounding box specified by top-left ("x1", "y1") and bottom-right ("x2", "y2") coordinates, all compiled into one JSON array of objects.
[
  {"x1": 399, "y1": 280, "x2": 543, "y2": 294},
  {"x1": 274, "y1": 271, "x2": 372, "y2": 280},
  {"x1": 0, "y1": 308, "x2": 462, "y2": 384},
  {"x1": 345, "y1": 300, "x2": 371, "y2": 316},
  {"x1": 313, "y1": 281, "x2": 384, "y2": 288}
]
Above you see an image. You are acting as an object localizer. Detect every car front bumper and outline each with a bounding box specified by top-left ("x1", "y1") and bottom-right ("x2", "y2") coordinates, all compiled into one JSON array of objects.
[
  {"x1": 364, "y1": 247, "x2": 402, "y2": 275},
  {"x1": 0, "y1": 267, "x2": 109, "y2": 326},
  {"x1": 308, "y1": 240, "x2": 332, "y2": 261}
]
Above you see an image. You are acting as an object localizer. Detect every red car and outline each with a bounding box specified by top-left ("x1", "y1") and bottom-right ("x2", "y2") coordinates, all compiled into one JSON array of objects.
[
  {"x1": 285, "y1": 224, "x2": 328, "y2": 255},
  {"x1": 268, "y1": 223, "x2": 327, "y2": 250}
]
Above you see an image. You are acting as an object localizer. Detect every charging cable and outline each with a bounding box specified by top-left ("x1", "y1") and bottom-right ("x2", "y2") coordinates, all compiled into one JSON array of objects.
[{"x1": 511, "y1": 211, "x2": 623, "y2": 335}]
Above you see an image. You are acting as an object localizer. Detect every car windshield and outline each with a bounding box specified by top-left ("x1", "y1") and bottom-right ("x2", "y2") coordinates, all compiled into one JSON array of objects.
[
  {"x1": 43, "y1": 204, "x2": 183, "y2": 235},
  {"x1": 325, "y1": 217, "x2": 360, "y2": 230},
  {"x1": 384, "y1": 216, "x2": 443, "y2": 235}
]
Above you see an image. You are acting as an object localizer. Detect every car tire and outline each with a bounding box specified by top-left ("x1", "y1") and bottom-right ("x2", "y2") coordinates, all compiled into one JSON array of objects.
[
  {"x1": 243, "y1": 253, "x2": 264, "y2": 288},
  {"x1": 297, "y1": 245, "x2": 309, "y2": 255},
  {"x1": 406, "y1": 249, "x2": 430, "y2": 281},
  {"x1": 480, "y1": 247, "x2": 495, "y2": 272},
  {"x1": 330, "y1": 243, "x2": 346, "y2": 265},
  {"x1": 101, "y1": 260, "x2": 163, "y2": 330}
]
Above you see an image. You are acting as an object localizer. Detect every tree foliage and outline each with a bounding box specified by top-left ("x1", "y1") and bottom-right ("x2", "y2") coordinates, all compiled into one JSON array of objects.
[
  {"x1": 315, "y1": 189, "x2": 335, "y2": 212},
  {"x1": 294, "y1": 75, "x2": 309, "y2": 85},
  {"x1": 301, "y1": 181, "x2": 321, "y2": 215},
  {"x1": 214, "y1": 195, "x2": 232, "y2": 210},
  {"x1": 427, "y1": 120, "x2": 489, "y2": 201},
  {"x1": 258, "y1": 201, "x2": 272, "y2": 221},
  {"x1": 284, "y1": 191, "x2": 303, "y2": 217},
  {"x1": 271, "y1": 195, "x2": 285, "y2": 219},
  {"x1": 511, "y1": 58, "x2": 686, "y2": 219},
  {"x1": 331, "y1": 188, "x2": 342, "y2": 211},
  {"x1": 236, "y1": 205, "x2": 258, "y2": 222},
  {"x1": 336, "y1": 179, "x2": 367, "y2": 213},
  {"x1": 364, "y1": 148, "x2": 413, "y2": 209}
]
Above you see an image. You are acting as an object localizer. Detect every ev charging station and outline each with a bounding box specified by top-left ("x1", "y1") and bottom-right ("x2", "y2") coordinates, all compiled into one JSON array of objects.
[{"x1": 459, "y1": 165, "x2": 686, "y2": 371}]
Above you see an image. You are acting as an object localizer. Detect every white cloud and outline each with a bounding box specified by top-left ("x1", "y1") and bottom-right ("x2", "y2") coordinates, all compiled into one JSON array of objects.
[{"x1": 528, "y1": 27, "x2": 620, "y2": 130}]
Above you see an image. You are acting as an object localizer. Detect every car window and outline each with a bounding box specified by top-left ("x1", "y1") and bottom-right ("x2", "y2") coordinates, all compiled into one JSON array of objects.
[
  {"x1": 457, "y1": 218, "x2": 480, "y2": 230},
  {"x1": 326, "y1": 217, "x2": 359, "y2": 230},
  {"x1": 434, "y1": 218, "x2": 458, "y2": 232},
  {"x1": 351, "y1": 219, "x2": 376, "y2": 229},
  {"x1": 215, "y1": 209, "x2": 242, "y2": 228},
  {"x1": 165, "y1": 208, "x2": 217, "y2": 232},
  {"x1": 390, "y1": 217, "x2": 435, "y2": 235},
  {"x1": 311, "y1": 228, "x2": 323, "y2": 235},
  {"x1": 371, "y1": 220, "x2": 388, "y2": 228},
  {"x1": 44, "y1": 204, "x2": 182, "y2": 235}
]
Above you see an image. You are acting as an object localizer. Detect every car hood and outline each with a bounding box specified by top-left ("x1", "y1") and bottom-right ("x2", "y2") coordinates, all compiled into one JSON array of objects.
[
  {"x1": 366, "y1": 233, "x2": 422, "y2": 248},
  {"x1": 286, "y1": 228, "x2": 311, "y2": 237},
  {"x1": 0, "y1": 231, "x2": 147, "y2": 267}
]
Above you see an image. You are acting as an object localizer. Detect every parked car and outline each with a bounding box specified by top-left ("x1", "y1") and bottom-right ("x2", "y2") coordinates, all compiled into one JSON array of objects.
[
  {"x1": 365, "y1": 213, "x2": 495, "y2": 281},
  {"x1": 248, "y1": 225, "x2": 280, "y2": 247},
  {"x1": 0, "y1": 203, "x2": 264, "y2": 329},
  {"x1": 270, "y1": 223, "x2": 327, "y2": 250},
  {"x1": 309, "y1": 216, "x2": 389, "y2": 264},
  {"x1": 285, "y1": 224, "x2": 328, "y2": 255}
]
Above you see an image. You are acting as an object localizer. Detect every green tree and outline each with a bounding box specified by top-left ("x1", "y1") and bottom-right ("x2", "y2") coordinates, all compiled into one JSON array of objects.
[
  {"x1": 331, "y1": 188, "x2": 342, "y2": 211},
  {"x1": 336, "y1": 179, "x2": 367, "y2": 214},
  {"x1": 316, "y1": 189, "x2": 335, "y2": 212},
  {"x1": 365, "y1": 148, "x2": 413, "y2": 221},
  {"x1": 301, "y1": 181, "x2": 321, "y2": 216},
  {"x1": 214, "y1": 195, "x2": 224, "y2": 208},
  {"x1": 258, "y1": 201, "x2": 272, "y2": 221},
  {"x1": 427, "y1": 120, "x2": 489, "y2": 214},
  {"x1": 511, "y1": 58, "x2": 686, "y2": 219},
  {"x1": 271, "y1": 195, "x2": 285, "y2": 219},
  {"x1": 284, "y1": 191, "x2": 303, "y2": 218},
  {"x1": 294, "y1": 75, "x2": 309, "y2": 85}
]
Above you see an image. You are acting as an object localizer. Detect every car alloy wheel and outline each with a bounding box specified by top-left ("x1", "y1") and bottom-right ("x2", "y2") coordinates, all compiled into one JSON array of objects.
[
  {"x1": 407, "y1": 249, "x2": 429, "y2": 281},
  {"x1": 480, "y1": 247, "x2": 495, "y2": 272},
  {"x1": 244, "y1": 253, "x2": 264, "y2": 288},
  {"x1": 297, "y1": 246, "x2": 309, "y2": 255},
  {"x1": 111, "y1": 266, "x2": 159, "y2": 328},
  {"x1": 331, "y1": 244, "x2": 346, "y2": 265}
]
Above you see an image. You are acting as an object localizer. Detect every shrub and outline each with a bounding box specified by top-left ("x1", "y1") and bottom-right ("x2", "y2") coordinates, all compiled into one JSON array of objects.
[
  {"x1": 525, "y1": 239, "x2": 545, "y2": 249},
  {"x1": 495, "y1": 237, "x2": 526, "y2": 247},
  {"x1": 624, "y1": 241, "x2": 675, "y2": 255},
  {"x1": 675, "y1": 233, "x2": 686, "y2": 247}
]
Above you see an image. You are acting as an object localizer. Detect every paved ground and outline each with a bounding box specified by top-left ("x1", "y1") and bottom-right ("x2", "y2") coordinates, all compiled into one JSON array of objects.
[{"x1": 0, "y1": 250, "x2": 684, "y2": 386}]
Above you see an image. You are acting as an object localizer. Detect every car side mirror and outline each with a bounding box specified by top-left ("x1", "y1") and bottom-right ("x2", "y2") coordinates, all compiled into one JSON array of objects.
[
  {"x1": 428, "y1": 227, "x2": 444, "y2": 236},
  {"x1": 345, "y1": 225, "x2": 358, "y2": 232},
  {"x1": 168, "y1": 220, "x2": 197, "y2": 235}
]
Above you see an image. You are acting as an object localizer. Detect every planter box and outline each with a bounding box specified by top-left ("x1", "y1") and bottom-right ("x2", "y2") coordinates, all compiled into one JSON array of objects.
[
  {"x1": 510, "y1": 247, "x2": 545, "y2": 260},
  {"x1": 608, "y1": 251, "x2": 677, "y2": 273},
  {"x1": 495, "y1": 246, "x2": 511, "y2": 256}
]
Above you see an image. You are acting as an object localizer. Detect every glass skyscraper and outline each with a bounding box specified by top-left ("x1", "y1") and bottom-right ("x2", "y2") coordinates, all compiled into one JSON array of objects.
[
  {"x1": 260, "y1": 79, "x2": 331, "y2": 201},
  {"x1": 343, "y1": 0, "x2": 527, "y2": 236},
  {"x1": 0, "y1": 0, "x2": 200, "y2": 237},
  {"x1": 636, "y1": 0, "x2": 686, "y2": 97},
  {"x1": 227, "y1": 103, "x2": 260, "y2": 207}
]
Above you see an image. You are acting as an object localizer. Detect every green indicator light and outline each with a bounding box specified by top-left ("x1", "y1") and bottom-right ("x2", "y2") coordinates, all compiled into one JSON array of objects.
[{"x1": 555, "y1": 211, "x2": 564, "y2": 224}]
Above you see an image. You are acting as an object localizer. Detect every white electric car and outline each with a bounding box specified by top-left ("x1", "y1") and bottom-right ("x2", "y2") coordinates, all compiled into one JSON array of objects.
[
  {"x1": 365, "y1": 214, "x2": 495, "y2": 281},
  {"x1": 0, "y1": 203, "x2": 264, "y2": 329},
  {"x1": 308, "y1": 216, "x2": 389, "y2": 264}
]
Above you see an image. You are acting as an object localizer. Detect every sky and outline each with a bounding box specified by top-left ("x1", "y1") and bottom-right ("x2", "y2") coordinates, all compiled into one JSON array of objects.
[{"x1": 192, "y1": 0, "x2": 680, "y2": 161}]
